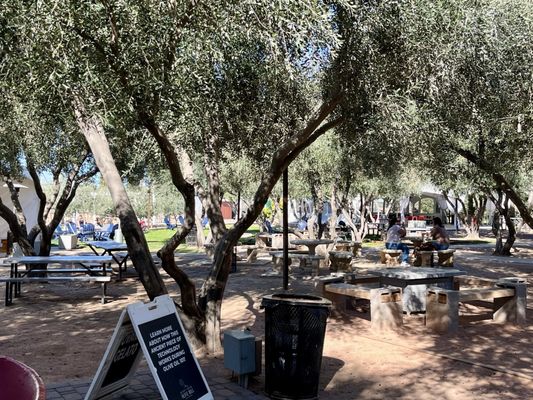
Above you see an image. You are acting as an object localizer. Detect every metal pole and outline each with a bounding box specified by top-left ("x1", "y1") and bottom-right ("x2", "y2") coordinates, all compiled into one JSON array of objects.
[
  {"x1": 237, "y1": 191, "x2": 241, "y2": 220},
  {"x1": 283, "y1": 168, "x2": 289, "y2": 291},
  {"x1": 455, "y1": 198, "x2": 459, "y2": 233}
]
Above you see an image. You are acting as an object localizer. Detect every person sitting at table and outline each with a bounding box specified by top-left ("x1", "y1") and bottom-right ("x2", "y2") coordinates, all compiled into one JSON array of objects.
[
  {"x1": 426, "y1": 216, "x2": 450, "y2": 250},
  {"x1": 385, "y1": 215, "x2": 410, "y2": 266}
]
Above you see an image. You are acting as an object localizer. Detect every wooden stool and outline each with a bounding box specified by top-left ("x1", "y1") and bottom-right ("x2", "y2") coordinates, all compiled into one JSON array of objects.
[
  {"x1": 437, "y1": 249, "x2": 455, "y2": 267},
  {"x1": 380, "y1": 249, "x2": 401, "y2": 266},
  {"x1": 413, "y1": 250, "x2": 434, "y2": 267}
]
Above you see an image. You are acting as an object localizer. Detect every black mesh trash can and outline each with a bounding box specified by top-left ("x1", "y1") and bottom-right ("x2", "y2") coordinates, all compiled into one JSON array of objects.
[{"x1": 261, "y1": 293, "x2": 331, "y2": 400}]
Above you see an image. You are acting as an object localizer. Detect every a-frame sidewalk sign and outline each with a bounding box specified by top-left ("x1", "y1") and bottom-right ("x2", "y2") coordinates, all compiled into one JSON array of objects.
[{"x1": 85, "y1": 294, "x2": 213, "y2": 400}]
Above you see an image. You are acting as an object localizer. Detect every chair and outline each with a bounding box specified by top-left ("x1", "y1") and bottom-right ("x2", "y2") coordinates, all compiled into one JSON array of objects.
[
  {"x1": 52, "y1": 222, "x2": 77, "y2": 239},
  {"x1": 94, "y1": 223, "x2": 114, "y2": 240},
  {"x1": 78, "y1": 223, "x2": 95, "y2": 241},
  {"x1": 262, "y1": 220, "x2": 273, "y2": 233},
  {"x1": 0, "y1": 356, "x2": 45, "y2": 400},
  {"x1": 164, "y1": 215, "x2": 177, "y2": 230},
  {"x1": 52, "y1": 225, "x2": 66, "y2": 239},
  {"x1": 65, "y1": 222, "x2": 77, "y2": 235}
]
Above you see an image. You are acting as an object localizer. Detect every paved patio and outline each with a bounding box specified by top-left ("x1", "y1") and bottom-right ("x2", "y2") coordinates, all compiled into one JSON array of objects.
[{"x1": 46, "y1": 367, "x2": 268, "y2": 399}]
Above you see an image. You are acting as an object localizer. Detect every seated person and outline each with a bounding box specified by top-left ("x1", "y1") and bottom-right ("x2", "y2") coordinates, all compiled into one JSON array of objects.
[
  {"x1": 385, "y1": 215, "x2": 410, "y2": 266},
  {"x1": 427, "y1": 217, "x2": 450, "y2": 250},
  {"x1": 262, "y1": 219, "x2": 273, "y2": 233}
]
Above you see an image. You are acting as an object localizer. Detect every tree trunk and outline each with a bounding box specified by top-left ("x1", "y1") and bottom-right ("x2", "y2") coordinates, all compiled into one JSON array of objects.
[
  {"x1": 456, "y1": 148, "x2": 533, "y2": 231},
  {"x1": 489, "y1": 191, "x2": 515, "y2": 256},
  {"x1": 74, "y1": 97, "x2": 167, "y2": 300},
  {"x1": 155, "y1": 95, "x2": 342, "y2": 352},
  {"x1": 0, "y1": 200, "x2": 34, "y2": 255},
  {"x1": 500, "y1": 212, "x2": 516, "y2": 256},
  {"x1": 491, "y1": 211, "x2": 503, "y2": 254}
]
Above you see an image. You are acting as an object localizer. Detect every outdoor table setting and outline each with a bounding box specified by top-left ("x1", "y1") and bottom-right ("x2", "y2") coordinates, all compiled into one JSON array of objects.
[
  {"x1": 402, "y1": 236, "x2": 426, "y2": 248},
  {"x1": 334, "y1": 240, "x2": 363, "y2": 257},
  {"x1": 290, "y1": 238, "x2": 334, "y2": 256},
  {"x1": 1, "y1": 255, "x2": 114, "y2": 305},
  {"x1": 371, "y1": 267, "x2": 465, "y2": 313},
  {"x1": 6, "y1": 255, "x2": 114, "y2": 279},
  {"x1": 85, "y1": 240, "x2": 130, "y2": 280}
]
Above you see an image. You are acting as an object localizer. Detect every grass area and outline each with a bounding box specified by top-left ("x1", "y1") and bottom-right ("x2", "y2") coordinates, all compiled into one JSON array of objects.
[
  {"x1": 362, "y1": 240, "x2": 385, "y2": 248},
  {"x1": 59, "y1": 225, "x2": 495, "y2": 253},
  {"x1": 144, "y1": 229, "x2": 198, "y2": 253},
  {"x1": 145, "y1": 224, "x2": 261, "y2": 252}
]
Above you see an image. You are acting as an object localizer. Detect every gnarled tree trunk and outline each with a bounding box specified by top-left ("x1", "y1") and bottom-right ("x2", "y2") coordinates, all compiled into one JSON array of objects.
[{"x1": 74, "y1": 97, "x2": 167, "y2": 300}]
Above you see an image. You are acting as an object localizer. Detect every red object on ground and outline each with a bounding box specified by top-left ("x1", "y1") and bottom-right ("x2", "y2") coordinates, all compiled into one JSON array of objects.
[{"x1": 0, "y1": 356, "x2": 45, "y2": 400}]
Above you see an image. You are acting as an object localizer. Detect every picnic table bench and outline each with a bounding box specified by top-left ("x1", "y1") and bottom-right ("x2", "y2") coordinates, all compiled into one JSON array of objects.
[
  {"x1": 1, "y1": 255, "x2": 113, "y2": 306},
  {"x1": 17, "y1": 268, "x2": 107, "y2": 276},
  {"x1": 0, "y1": 276, "x2": 111, "y2": 306},
  {"x1": 318, "y1": 274, "x2": 403, "y2": 330},
  {"x1": 426, "y1": 277, "x2": 527, "y2": 332}
]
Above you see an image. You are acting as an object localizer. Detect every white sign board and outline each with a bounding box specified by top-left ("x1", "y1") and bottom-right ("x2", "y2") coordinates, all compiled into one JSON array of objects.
[{"x1": 85, "y1": 295, "x2": 213, "y2": 400}]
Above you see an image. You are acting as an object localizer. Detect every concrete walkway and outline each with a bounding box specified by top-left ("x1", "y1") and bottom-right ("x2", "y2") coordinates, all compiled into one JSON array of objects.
[{"x1": 46, "y1": 367, "x2": 269, "y2": 399}]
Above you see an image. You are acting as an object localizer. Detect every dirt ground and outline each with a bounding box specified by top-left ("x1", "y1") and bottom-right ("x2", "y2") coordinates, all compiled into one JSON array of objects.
[{"x1": 1, "y1": 233, "x2": 532, "y2": 399}]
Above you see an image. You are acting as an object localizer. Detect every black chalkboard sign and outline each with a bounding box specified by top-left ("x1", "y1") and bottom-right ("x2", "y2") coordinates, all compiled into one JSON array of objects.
[
  {"x1": 137, "y1": 313, "x2": 209, "y2": 399},
  {"x1": 101, "y1": 322, "x2": 141, "y2": 387},
  {"x1": 85, "y1": 312, "x2": 144, "y2": 400},
  {"x1": 85, "y1": 295, "x2": 213, "y2": 400}
]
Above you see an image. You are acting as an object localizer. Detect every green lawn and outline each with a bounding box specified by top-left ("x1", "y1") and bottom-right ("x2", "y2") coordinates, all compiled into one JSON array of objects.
[{"x1": 144, "y1": 224, "x2": 261, "y2": 252}]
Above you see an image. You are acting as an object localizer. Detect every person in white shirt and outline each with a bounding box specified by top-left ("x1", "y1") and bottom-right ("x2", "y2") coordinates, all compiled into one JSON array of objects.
[{"x1": 385, "y1": 215, "x2": 410, "y2": 266}]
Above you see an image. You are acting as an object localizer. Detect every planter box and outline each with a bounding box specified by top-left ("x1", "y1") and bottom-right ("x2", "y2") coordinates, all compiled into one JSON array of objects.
[{"x1": 59, "y1": 234, "x2": 78, "y2": 250}]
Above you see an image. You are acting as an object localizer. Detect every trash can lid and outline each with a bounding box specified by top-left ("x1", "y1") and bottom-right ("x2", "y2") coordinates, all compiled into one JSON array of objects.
[{"x1": 261, "y1": 293, "x2": 331, "y2": 308}]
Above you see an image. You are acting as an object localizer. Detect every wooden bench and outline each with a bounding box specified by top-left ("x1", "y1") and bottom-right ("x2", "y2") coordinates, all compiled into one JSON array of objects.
[
  {"x1": 0, "y1": 276, "x2": 112, "y2": 306},
  {"x1": 379, "y1": 249, "x2": 401, "y2": 265},
  {"x1": 426, "y1": 277, "x2": 527, "y2": 333},
  {"x1": 322, "y1": 281, "x2": 403, "y2": 330},
  {"x1": 436, "y1": 249, "x2": 455, "y2": 267}
]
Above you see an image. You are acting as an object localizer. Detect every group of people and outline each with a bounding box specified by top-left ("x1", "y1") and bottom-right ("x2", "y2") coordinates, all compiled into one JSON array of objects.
[{"x1": 385, "y1": 215, "x2": 450, "y2": 266}]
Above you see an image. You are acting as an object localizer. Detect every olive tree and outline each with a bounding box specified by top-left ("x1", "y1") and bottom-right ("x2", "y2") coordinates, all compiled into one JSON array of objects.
[{"x1": 398, "y1": 0, "x2": 533, "y2": 250}]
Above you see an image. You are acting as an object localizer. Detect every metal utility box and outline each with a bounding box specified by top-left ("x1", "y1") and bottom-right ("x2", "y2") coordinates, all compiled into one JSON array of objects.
[{"x1": 223, "y1": 330, "x2": 256, "y2": 375}]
